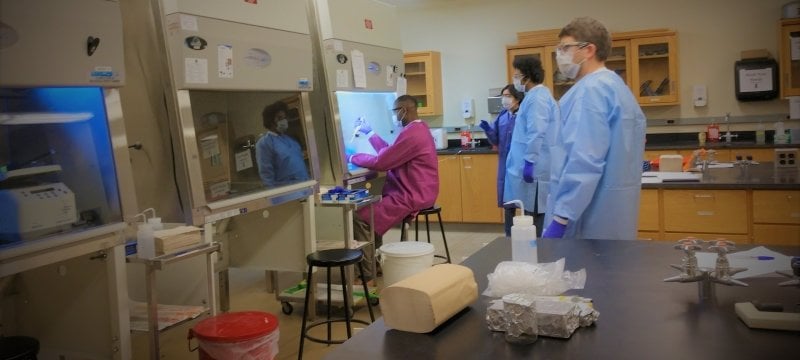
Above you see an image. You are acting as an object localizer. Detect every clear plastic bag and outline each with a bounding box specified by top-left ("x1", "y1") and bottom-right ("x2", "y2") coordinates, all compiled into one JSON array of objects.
[{"x1": 482, "y1": 258, "x2": 586, "y2": 298}]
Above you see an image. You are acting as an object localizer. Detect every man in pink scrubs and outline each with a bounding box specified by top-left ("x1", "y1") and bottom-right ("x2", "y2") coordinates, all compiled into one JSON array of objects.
[{"x1": 349, "y1": 95, "x2": 439, "y2": 280}]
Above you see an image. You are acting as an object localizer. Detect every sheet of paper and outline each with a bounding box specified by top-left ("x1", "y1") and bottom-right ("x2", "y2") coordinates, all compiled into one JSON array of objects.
[
  {"x1": 217, "y1": 45, "x2": 233, "y2": 78},
  {"x1": 386, "y1": 65, "x2": 395, "y2": 87},
  {"x1": 185, "y1": 58, "x2": 208, "y2": 84},
  {"x1": 738, "y1": 68, "x2": 773, "y2": 92},
  {"x1": 234, "y1": 150, "x2": 253, "y2": 171},
  {"x1": 336, "y1": 69, "x2": 349, "y2": 88},
  {"x1": 179, "y1": 14, "x2": 198, "y2": 31},
  {"x1": 200, "y1": 135, "x2": 219, "y2": 159},
  {"x1": 695, "y1": 246, "x2": 793, "y2": 279},
  {"x1": 209, "y1": 181, "x2": 230, "y2": 198},
  {"x1": 351, "y1": 49, "x2": 367, "y2": 88}
]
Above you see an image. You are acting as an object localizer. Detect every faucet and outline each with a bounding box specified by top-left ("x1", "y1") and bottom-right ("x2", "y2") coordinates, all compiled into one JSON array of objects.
[
  {"x1": 664, "y1": 237, "x2": 748, "y2": 303},
  {"x1": 721, "y1": 112, "x2": 738, "y2": 143}
]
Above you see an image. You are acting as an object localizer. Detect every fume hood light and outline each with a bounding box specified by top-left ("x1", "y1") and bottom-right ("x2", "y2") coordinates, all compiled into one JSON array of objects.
[{"x1": 0, "y1": 112, "x2": 93, "y2": 125}]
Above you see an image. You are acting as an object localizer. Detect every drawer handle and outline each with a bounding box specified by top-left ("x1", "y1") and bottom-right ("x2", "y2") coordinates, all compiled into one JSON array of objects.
[
  {"x1": 693, "y1": 194, "x2": 714, "y2": 198},
  {"x1": 696, "y1": 211, "x2": 715, "y2": 216}
]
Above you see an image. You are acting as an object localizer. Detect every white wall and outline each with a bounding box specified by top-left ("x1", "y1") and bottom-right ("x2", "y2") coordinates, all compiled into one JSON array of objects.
[{"x1": 398, "y1": 0, "x2": 789, "y2": 130}]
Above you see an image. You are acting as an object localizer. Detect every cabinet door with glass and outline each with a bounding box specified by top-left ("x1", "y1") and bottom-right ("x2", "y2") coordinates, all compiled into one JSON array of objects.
[
  {"x1": 780, "y1": 20, "x2": 800, "y2": 97},
  {"x1": 608, "y1": 40, "x2": 632, "y2": 86},
  {"x1": 404, "y1": 51, "x2": 442, "y2": 116},
  {"x1": 631, "y1": 35, "x2": 679, "y2": 106},
  {"x1": 507, "y1": 47, "x2": 545, "y2": 84}
]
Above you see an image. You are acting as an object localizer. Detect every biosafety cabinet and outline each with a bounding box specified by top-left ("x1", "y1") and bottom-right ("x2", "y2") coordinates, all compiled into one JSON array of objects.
[
  {"x1": 0, "y1": 0, "x2": 136, "y2": 358},
  {"x1": 308, "y1": 0, "x2": 405, "y2": 187},
  {"x1": 142, "y1": 0, "x2": 319, "y2": 281}
]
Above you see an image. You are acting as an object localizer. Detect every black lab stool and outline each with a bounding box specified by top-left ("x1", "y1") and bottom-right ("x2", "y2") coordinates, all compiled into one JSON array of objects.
[
  {"x1": 400, "y1": 205, "x2": 451, "y2": 264},
  {"x1": 298, "y1": 249, "x2": 375, "y2": 360}
]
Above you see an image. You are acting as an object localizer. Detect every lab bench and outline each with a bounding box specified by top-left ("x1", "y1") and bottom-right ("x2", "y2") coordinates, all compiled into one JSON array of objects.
[
  {"x1": 324, "y1": 237, "x2": 799, "y2": 360},
  {"x1": 638, "y1": 163, "x2": 800, "y2": 245}
]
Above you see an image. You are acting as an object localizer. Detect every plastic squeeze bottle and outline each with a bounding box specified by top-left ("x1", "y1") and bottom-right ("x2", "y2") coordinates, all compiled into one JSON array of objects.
[
  {"x1": 136, "y1": 222, "x2": 156, "y2": 259},
  {"x1": 505, "y1": 200, "x2": 537, "y2": 264}
]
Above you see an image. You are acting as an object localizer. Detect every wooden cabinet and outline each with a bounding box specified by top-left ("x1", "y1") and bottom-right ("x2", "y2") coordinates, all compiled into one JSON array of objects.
[
  {"x1": 752, "y1": 190, "x2": 800, "y2": 246},
  {"x1": 404, "y1": 51, "x2": 443, "y2": 116},
  {"x1": 436, "y1": 155, "x2": 463, "y2": 222},
  {"x1": 630, "y1": 35, "x2": 679, "y2": 106},
  {"x1": 638, "y1": 189, "x2": 660, "y2": 231},
  {"x1": 460, "y1": 155, "x2": 502, "y2": 223},
  {"x1": 732, "y1": 148, "x2": 778, "y2": 162},
  {"x1": 779, "y1": 19, "x2": 800, "y2": 97},
  {"x1": 507, "y1": 28, "x2": 677, "y2": 105},
  {"x1": 640, "y1": 188, "x2": 799, "y2": 245},
  {"x1": 435, "y1": 154, "x2": 502, "y2": 224},
  {"x1": 663, "y1": 190, "x2": 748, "y2": 234}
]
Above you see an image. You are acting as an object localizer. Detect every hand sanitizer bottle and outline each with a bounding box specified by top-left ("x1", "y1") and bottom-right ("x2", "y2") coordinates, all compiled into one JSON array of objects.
[{"x1": 505, "y1": 200, "x2": 538, "y2": 264}]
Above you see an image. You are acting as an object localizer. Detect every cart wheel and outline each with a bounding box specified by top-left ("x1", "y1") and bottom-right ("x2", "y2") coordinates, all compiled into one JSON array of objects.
[
  {"x1": 281, "y1": 301, "x2": 293, "y2": 315},
  {"x1": 369, "y1": 297, "x2": 380, "y2": 306}
]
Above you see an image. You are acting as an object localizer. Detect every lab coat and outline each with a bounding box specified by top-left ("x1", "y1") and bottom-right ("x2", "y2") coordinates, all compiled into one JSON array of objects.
[
  {"x1": 546, "y1": 68, "x2": 646, "y2": 240},
  {"x1": 483, "y1": 109, "x2": 516, "y2": 207},
  {"x1": 351, "y1": 120, "x2": 439, "y2": 235},
  {"x1": 255, "y1": 131, "x2": 310, "y2": 187},
  {"x1": 503, "y1": 84, "x2": 559, "y2": 213}
]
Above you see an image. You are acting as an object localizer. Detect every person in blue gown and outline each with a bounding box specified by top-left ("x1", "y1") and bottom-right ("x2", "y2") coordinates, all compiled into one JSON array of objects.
[
  {"x1": 479, "y1": 84, "x2": 524, "y2": 237},
  {"x1": 255, "y1": 101, "x2": 310, "y2": 187},
  {"x1": 504, "y1": 57, "x2": 560, "y2": 237},
  {"x1": 542, "y1": 17, "x2": 646, "y2": 240}
]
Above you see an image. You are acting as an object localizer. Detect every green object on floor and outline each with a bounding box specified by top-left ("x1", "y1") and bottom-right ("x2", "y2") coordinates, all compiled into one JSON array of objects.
[
  {"x1": 353, "y1": 289, "x2": 380, "y2": 299},
  {"x1": 283, "y1": 280, "x2": 307, "y2": 295}
]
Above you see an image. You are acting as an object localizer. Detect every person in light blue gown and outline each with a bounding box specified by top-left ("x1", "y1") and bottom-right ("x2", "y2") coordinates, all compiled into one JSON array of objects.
[{"x1": 542, "y1": 17, "x2": 646, "y2": 240}]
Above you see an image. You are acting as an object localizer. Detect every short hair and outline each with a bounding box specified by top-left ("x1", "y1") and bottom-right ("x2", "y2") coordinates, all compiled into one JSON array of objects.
[
  {"x1": 395, "y1": 94, "x2": 418, "y2": 108},
  {"x1": 512, "y1": 56, "x2": 544, "y2": 84},
  {"x1": 262, "y1": 101, "x2": 289, "y2": 129},
  {"x1": 558, "y1": 17, "x2": 612, "y2": 61},
  {"x1": 501, "y1": 84, "x2": 524, "y2": 104}
]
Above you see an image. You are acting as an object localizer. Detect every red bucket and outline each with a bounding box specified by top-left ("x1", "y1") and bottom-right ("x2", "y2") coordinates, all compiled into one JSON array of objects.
[{"x1": 189, "y1": 311, "x2": 279, "y2": 360}]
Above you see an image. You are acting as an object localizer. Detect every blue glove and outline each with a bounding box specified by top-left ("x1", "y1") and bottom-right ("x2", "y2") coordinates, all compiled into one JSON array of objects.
[
  {"x1": 355, "y1": 117, "x2": 372, "y2": 135},
  {"x1": 478, "y1": 120, "x2": 491, "y2": 132},
  {"x1": 522, "y1": 160, "x2": 534, "y2": 183},
  {"x1": 542, "y1": 220, "x2": 566, "y2": 238}
]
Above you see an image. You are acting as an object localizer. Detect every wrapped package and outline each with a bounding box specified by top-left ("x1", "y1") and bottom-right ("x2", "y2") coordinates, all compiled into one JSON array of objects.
[
  {"x1": 534, "y1": 301, "x2": 580, "y2": 338},
  {"x1": 486, "y1": 300, "x2": 507, "y2": 332},
  {"x1": 530, "y1": 295, "x2": 599, "y2": 327},
  {"x1": 502, "y1": 293, "x2": 538, "y2": 344},
  {"x1": 380, "y1": 264, "x2": 478, "y2": 333},
  {"x1": 486, "y1": 295, "x2": 599, "y2": 338}
]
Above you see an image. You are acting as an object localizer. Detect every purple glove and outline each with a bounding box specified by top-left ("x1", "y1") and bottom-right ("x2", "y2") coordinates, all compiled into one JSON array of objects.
[
  {"x1": 355, "y1": 117, "x2": 372, "y2": 134},
  {"x1": 478, "y1": 120, "x2": 492, "y2": 132},
  {"x1": 522, "y1": 160, "x2": 534, "y2": 183},
  {"x1": 542, "y1": 220, "x2": 566, "y2": 238}
]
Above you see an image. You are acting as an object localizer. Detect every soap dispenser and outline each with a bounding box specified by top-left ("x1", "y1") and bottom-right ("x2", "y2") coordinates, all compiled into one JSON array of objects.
[{"x1": 505, "y1": 200, "x2": 538, "y2": 264}]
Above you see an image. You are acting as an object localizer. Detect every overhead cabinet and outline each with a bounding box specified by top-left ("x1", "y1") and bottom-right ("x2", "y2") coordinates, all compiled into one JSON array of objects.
[
  {"x1": 507, "y1": 28, "x2": 679, "y2": 106},
  {"x1": 403, "y1": 51, "x2": 443, "y2": 116}
]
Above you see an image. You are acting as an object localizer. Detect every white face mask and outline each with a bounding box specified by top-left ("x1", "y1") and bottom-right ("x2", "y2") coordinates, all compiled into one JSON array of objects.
[
  {"x1": 512, "y1": 77, "x2": 526, "y2": 92},
  {"x1": 556, "y1": 49, "x2": 585, "y2": 80},
  {"x1": 276, "y1": 119, "x2": 289, "y2": 132},
  {"x1": 501, "y1": 96, "x2": 513, "y2": 110}
]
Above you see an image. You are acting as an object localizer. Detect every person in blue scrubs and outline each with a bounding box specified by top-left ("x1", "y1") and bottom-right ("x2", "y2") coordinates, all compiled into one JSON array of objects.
[
  {"x1": 504, "y1": 57, "x2": 560, "y2": 237},
  {"x1": 255, "y1": 101, "x2": 310, "y2": 187},
  {"x1": 479, "y1": 84, "x2": 524, "y2": 237},
  {"x1": 542, "y1": 17, "x2": 646, "y2": 240}
]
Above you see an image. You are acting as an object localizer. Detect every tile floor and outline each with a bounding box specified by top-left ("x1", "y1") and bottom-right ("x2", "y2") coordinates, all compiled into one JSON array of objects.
[{"x1": 132, "y1": 223, "x2": 504, "y2": 360}]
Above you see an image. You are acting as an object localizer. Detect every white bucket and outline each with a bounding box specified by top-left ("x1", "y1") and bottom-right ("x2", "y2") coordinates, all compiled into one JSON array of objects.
[{"x1": 378, "y1": 242, "x2": 435, "y2": 286}]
